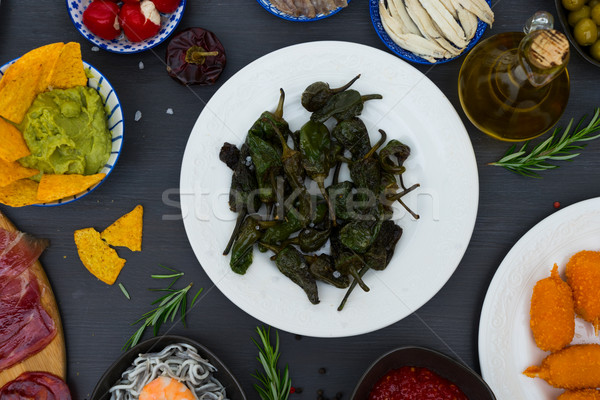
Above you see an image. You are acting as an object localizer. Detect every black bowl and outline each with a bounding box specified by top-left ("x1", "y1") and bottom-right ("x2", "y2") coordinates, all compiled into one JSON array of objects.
[
  {"x1": 555, "y1": 0, "x2": 600, "y2": 67},
  {"x1": 351, "y1": 347, "x2": 496, "y2": 400},
  {"x1": 90, "y1": 335, "x2": 247, "y2": 400}
]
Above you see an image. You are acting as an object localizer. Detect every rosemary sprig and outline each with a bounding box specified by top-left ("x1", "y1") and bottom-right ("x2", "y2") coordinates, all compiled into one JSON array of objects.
[
  {"x1": 122, "y1": 265, "x2": 203, "y2": 351},
  {"x1": 489, "y1": 108, "x2": 600, "y2": 178},
  {"x1": 251, "y1": 326, "x2": 291, "y2": 400}
]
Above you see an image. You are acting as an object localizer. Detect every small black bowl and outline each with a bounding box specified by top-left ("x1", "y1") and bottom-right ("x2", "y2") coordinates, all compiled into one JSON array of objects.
[
  {"x1": 90, "y1": 335, "x2": 247, "y2": 400},
  {"x1": 351, "y1": 347, "x2": 496, "y2": 400},
  {"x1": 555, "y1": 0, "x2": 600, "y2": 67}
]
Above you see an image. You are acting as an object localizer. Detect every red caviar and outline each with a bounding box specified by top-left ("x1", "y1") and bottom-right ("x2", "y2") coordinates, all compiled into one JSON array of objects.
[{"x1": 368, "y1": 366, "x2": 468, "y2": 400}]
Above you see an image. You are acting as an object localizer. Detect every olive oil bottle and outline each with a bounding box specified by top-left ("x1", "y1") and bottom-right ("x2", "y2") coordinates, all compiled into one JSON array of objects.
[{"x1": 458, "y1": 12, "x2": 570, "y2": 141}]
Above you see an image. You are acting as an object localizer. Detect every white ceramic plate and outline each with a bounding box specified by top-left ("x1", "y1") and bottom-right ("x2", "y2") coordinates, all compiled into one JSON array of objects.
[
  {"x1": 180, "y1": 41, "x2": 478, "y2": 337},
  {"x1": 479, "y1": 197, "x2": 600, "y2": 399}
]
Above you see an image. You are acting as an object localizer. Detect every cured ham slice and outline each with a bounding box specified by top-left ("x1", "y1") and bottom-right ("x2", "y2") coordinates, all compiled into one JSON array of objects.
[
  {"x1": 0, "y1": 228, "x2": 48, "y2": 289},
  {"x1": 0, "y1": 272, "x2": 56, "y2": 371},
  {"x1": 0, "y1": 371, "x2": 71, "y2": 400},
  {"x1": 0, "y1": 226, "x2": 55, "y2": 372}
]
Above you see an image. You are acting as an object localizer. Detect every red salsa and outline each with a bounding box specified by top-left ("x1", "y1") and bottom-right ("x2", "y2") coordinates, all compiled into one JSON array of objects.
[{"x1": 368, "y1": 366, "x2": 468, "y2": 400}]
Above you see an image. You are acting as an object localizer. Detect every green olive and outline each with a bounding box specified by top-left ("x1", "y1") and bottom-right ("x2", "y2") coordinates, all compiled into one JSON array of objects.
[
  {"x1": 591, "y1": 3, "x2": 600, "y2": 24},
  {"x1": 569, "y1": 5, "x2": 591, "y2": 26},
  {"x1": 563, "y1": 0, "x2": 586, "y2": 11},
  {"x1": 590, "y1": 40, "x2": 600, "y2": 60},
  {"x1": 574, "y1": 18, "x2": 598, "y2": 45}
]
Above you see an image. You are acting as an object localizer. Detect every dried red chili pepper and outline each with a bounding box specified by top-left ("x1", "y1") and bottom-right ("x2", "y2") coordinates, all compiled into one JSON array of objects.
[{"x1": 165, "y1": 27, "x2": 226, "y2": 86}]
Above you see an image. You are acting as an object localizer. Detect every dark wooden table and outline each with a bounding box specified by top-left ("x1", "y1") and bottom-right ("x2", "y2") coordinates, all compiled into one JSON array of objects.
[{"x1": 1, "y1": 1, "x2": 599, "y2": 399}]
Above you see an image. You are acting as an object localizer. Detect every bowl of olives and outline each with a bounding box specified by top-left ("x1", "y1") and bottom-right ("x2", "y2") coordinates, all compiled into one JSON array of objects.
[{"x1": 556, "y1": 0, "x2": 600, "y2": 66}]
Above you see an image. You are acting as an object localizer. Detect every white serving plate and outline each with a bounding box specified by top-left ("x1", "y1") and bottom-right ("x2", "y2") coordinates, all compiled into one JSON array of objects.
[
  {"x1": 479, "y1": 197, "x2": 600, "y2": 399},
  {"x1": 180, "y1": 41, "x2": 478, "y2": 337}
]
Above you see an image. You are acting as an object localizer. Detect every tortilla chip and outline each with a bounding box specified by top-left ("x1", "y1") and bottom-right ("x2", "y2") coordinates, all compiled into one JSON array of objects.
[
  {"x1": 0, "y1": 159, "x2": 38, "y2": 187},
  {"x1": 0, "y1": 43, "x2": 64, "y2": 92},
  {"x1": 0, "y1": 117, "x2": 30, "y2": 162},
  {"x1": 74, "y1": 227, "x2": 126, "y2": 285},
  {"x1": 101, "y1": 205, "x2": 143, "y2": 252},
  {"x1": 49, "y1": 42, "x2": 87, "y2": 89},
  {"x1": 0, "y1": 62, "x2": 43, "y2": 124},
  {"x1": 35, "y1": 43, "x2": 66, "y2": 92},
  {"x1": 37, "y1": 173, "x2": 105, "y2": 203},
  {"x1": 0, "y1": 179, "x2": 39, "y2": 207}
]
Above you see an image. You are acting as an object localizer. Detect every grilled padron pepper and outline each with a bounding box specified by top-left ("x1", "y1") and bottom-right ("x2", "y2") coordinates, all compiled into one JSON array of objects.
[
  {"x1": 269, "y1": 245, "x2": 319, "y2": 305},
  {"x1": 375, "y1": 133, "x2": 420, "y2": 219},
  {"x1": 220, "y1": 143, "x2": 260, "y2": 255},
  {"x1": 349, "y1": 130, "x2": 387, "y2": 204},
  {"x1": 306, "y1": 254, "x2": 350, "y2": 288},
  {"x1": 261, "y1": 208, "x2": 304, "y2": 245},
  {"x1": 219, "y1": 142, "x2": 241, "y2": 170},
  {"x1": 311, "y1": 90, "x2": 382, "y2": 123},
  {"x1": 339, "y1": 219, "x2": 382, "y2": 254},
  {"x1": 230, "y1": 216, "x2": 262, "y2": 275},
  {"x1": 310, "y1": 198, "x2": 328, "y2": 226},
  {"x1": 332, "y1": 117, "x2": 372, "y2": 160},
  {"x1": 331, "y1": 227, "x2": 369, "y2": 292},
  {"x1": 271, "y1": 120, "x2": 304, "y2": 190},
  {"x1": 337, "y1": 265, "x2": 369, "y2": 311},
  {"x1": 327, "y1": 181, "x2": 354, "y2": 221},
  {"x1": 289, "y1": 227, "x2": 331, "y2": 253},
  {"x1": 364, "y1": 220, "x2": 402, "y2": 271},
  {"x1": 379, "y1": 139, "x2": 411, "y2": 174},
  {"x1": 249, "y1": 89, "x2": 291, "y2": 144},
  {"x1": 246, "y1": 132, "x2": 282, "y2": 207},
  {"x1": 301, "y1": 74, "x2": 361, "y2": 112},
  {"x1": 299, "y1": 120, "x2": 337, "y2": 225}
]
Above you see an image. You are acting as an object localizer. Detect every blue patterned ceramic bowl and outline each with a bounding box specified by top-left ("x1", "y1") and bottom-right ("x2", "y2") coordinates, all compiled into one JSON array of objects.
[
  {"x1": 369, "y1": 0, "x2": 489, "y2": 64},
  {"x1": 0, "y1": 60, "x2": 123, "y2": 206},
  {"x1": 67, "y1": 0, "x2": 186, "y2": 53},
  {"x1": 256, "y1": 0, "x2": 351, "y2": 21}
]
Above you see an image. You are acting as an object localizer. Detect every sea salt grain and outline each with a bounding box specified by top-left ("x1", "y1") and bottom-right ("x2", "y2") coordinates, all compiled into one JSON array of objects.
[
  {"x1": 134, "y1": 111, "x2": 142, "y2": 121},
  {"x1": 166, "y1": 108, "x2": 174, "y2": 115},
  {"x1": 91, "y1": 46, "x2": 100, "y2": 52},
  {"x1": 138, "y1": 61, "x2": 144, "y2": 70}
]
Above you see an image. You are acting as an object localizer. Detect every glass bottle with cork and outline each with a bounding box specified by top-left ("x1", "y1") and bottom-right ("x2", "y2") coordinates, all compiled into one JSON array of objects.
[{"x1": 458, "y1": 11, "x2": 570, "y2": 141}]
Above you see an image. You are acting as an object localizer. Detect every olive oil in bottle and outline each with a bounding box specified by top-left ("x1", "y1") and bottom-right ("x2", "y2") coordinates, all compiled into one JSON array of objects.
[{"x1": 458, "y1": 12, "x2": 570, "y2": 141}]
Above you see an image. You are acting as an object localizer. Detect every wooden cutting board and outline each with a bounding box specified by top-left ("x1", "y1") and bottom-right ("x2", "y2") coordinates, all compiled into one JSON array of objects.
[{"x1": 0, "y1": 210, "x2": 66, "y2": 387}]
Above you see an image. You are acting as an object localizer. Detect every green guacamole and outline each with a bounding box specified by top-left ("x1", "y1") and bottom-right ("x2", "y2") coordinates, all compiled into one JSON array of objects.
[{"x1": 18, "y1": 86, "x2": 111, "y2": 177}]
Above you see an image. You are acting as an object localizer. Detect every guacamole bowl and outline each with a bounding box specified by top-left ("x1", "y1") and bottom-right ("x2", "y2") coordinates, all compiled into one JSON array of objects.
[{"x1": 0, "y1": 60, "x2": 123, "y2": 206}]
